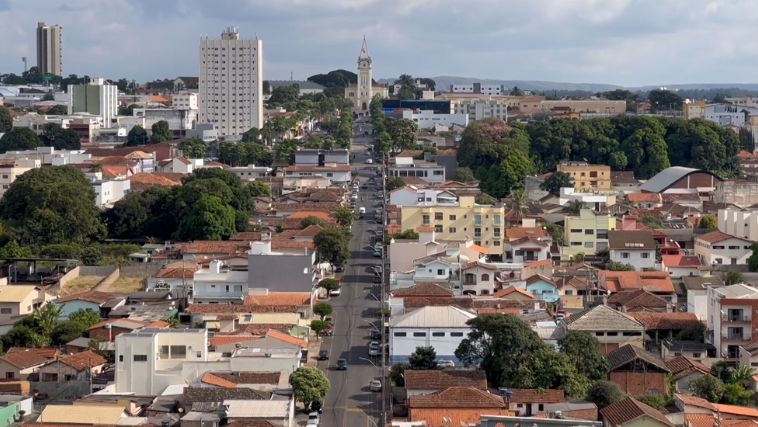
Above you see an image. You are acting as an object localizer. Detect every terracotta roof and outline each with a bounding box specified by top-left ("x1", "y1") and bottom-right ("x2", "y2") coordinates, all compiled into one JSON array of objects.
[
  {"x1": 6, "y1": 347, "x2": 59, "y2": 360},
  {"x1": 606, "y1": 289, "x2": 668, "y2": 310},
  {"x1": 201, "y1": 372, "x2": 236, "y2": 388},
  {"x1": 466, "y1": 244, "x2": 488, "y2": 254},
  {"x1": 697, "y1": 230, "x2": 750, "y2": 244},
  {"x1": 628, "y1": 312, "x2": 701, "y2": 330},
  {"x1": 627, "y1": 193, "x2": 662, "y2": 203},
  {"x1": 225, "y1": 420, "x2": 278, "y2": 427},
  {"x1": 461, "y1": 261, "x2": 498, "y2": 271},
  {"x1": 600, "y1": 397, "x2": 673, "y2": 426},
  {"x1": 601, "y1": 270, "x2": 675, "y2": 293},
  {"x1": 606, "y1": 344, "x2": 670, "y2": 372},
  {"x1": 665, "y1": 356, "x2": 710, "y2": 380},
  {"x1": 286, "y1": 211, "x2": 333, "y2": 221},
  {"x1": 271, "y1": 240, "x2": 314, "y2": 250},
  {"x1": 494, "y1": 286, "x2": 535, "y2": 299},
  {"x1": 509, "y1": 389, "x2": 565, "y2": 404},
  {"x1": 57, "y1": 291, "x2": 116, "y2": 305},
  {"x1": 505, "y1": 227, "x2": 548, "y2": 240},
  {"x1": 524, "y1": 259, "x2": 553, "y2": 269},
  {"x1": 88, "y1": 318, "x2": 149, "y2": 331},
  {"x1": 404, "y1": 370, "x2": 487, "y2": 391},
  {"x1": 525, "y1": 274, "x2": 556, "y2": 286},
  {"x1": 179, "y1": 240, "x2": 248, "y2": 256},
  {"x1": 183, "y1": 386, "x2": 270, "y2": 404},
  {"x1": 509, "y1": 236, "x2": 551, "y2": 247},
  {"x1": 265, "y1": 329, "x2": 307, "y2": 348},
  {"x1": 676, "y1": 393, "x2": 716, "y2": 411},
  {"x1": 208, "y1": 335, "x2": 256, "y2": 347},
  {"x1": 185, "y1": 304, "x2": 301, "y2": 314},
  {"x1": 564, "y1": 305, "x2": 644, "y2": 332},
  {"x1": 244, "y1": 292, "x2": 313, "y2": 306},
  {"x1": 57, "y1": 350, "x2": 106, "y2": 371},
  {"x1": 391, "y1": 283, "x2": 454, "y2": 298},
  {"x1": 408, "y1": 386, "x2": 506, "y2": 409},
  {"x1": 0, "y1": 348, "x2": 55, "y2": 368},
  {"x1": 661, "y1": 254, "x2": 702, "y2": 268},
  {"x1": 416, "y1": 226, "x2": 435, "y2": 233},
  {"x1": 129, "y1": 172, "x2": 182, "y2": 191}
]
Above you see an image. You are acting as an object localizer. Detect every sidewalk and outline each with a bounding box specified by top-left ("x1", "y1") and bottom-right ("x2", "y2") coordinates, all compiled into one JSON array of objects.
[{"x1": 305, "y1": 332, "x2": 322, "y2": 367}]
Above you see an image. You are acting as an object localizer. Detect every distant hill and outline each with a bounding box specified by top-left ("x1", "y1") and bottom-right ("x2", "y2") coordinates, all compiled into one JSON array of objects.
[{"x1": 377, "y1": 75, "x2": 758, "y2": 93}]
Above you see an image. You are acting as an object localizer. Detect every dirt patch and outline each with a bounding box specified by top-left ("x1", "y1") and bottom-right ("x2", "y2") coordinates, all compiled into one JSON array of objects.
[
  {"x1": 61, "y1": 276, "x2": 103, "y2": 295},
  {"x1": 96, "y1": 276, "x2": 145, "y2": 293}
]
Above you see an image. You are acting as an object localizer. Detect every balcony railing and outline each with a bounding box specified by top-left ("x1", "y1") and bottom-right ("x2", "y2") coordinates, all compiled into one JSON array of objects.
[{"x1": 722, "y1": 314, "x2": 751, "y2": 322}]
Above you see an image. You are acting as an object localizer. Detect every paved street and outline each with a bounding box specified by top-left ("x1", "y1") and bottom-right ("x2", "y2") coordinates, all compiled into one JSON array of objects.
[{"x1": 319, "y1": 121, "x2": 385, "y2": 427}]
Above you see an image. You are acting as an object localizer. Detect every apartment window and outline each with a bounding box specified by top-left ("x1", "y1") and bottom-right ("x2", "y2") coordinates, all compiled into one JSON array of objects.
[
  {"x1": 422, "y1": 215, "x2": 430, "y2": 225},
  {"x1": 119, "y1": 355, "x2": 123, "y2": 362},
  {"x1": 474, "y1": 215, "x2": 482, "y2": 225},
  {"x1": 494, "y1": 240, "x2": 501, "y2": 246},
  {"x1": 570, "y1": 229, "x2": 582, "y2": 233},
  {"x1": 434, "y1": 212, "x2": 443, "y2": 221},
  {"x1": 584, "y1": 242, "x2": 593, "y2": 248},
  {"x1": 584, "y1": 229, "x2": 594, "y2": 235},
  {"x1": 449, "y1": 227, "x2": 457, "y2": 233},
  {"x1": 393, "y1": 332, "x2": 407, "y2": 337},
  {"x1": 481, "y1": 274, "x2": 490, "y2": 281},
  {"x1": 432, "y1": 332, "x2": 445, "y2": 337},
  {"x1": 4, "y1": 372, "x2": 12, "y2": 379},
  {"x1": 494, "y1": 228, "x2": 501, "y2": 237},
  {"x1": 571, "y1": 242, "x2": 582, "y2": 246},
  {"x1": 693, "y1": 352, "x2": 701, "y2": 358},
  {"x1": 0, "y1": 308, "x2": 10, "y2": 314},
  {"x1": 413, "y1": 332, "x2": 427, "y2": 337},
  {"x1": 607, "y1": 332, "x2": 618, "y2": 336},
  {"x1": 597, "y1": 229, "x2": 608, "y2": 239},
  {"x1": 450, "y1": 332, "x2": 464, "y2": 337},
  {"x1": 449, "y1": 214, "x2": 457, "y2": 220},
  {"x1": 621, "y1": 252, "x2": 630, "y2": 259},
  {"x1": 494, "y1": 215, "x2": 501, "y2": 225},
  {"x1": 474, "y1": 227, "x2": 482, "y2": 238},
  {"x1": 437, "y1": 269, "x2": 445, "y2": 276},
  {"x1": 622, "y1": 332, "x2": 642, "y2": 336},
  {"x1": 133, "y1": 355, "x2": 148, "y2": 362},
  {"x1": 435, "y1": 225, "x2": 443, "y2": 233},
  {"x1": 641, "y1": 252, "x2": 650, "y2": 259}
]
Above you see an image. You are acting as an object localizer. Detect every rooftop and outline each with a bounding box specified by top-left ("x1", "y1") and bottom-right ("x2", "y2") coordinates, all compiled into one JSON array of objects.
[
  {"x1": 697, "y1": 230, "x2": 750, "y2": 244},
  {"x1": 640, "y1": 166, "x2": 717, "y2": 193},
  {"x1": 607, "y1": 230, "x2": 656, "y2": 250},
  {"x1": 390, "y1": 305, "x2": 476, "y2": 328},
  {"x1": 606, "y1": 344, "x2": 669, "y2": 372},
  {"x1": 509, "y1": 388, "x2": 565, "y2": 404},
  {"x1": 404, "y1": 369, "x2": 487, "y2": 391},
  {"x1": 0, "y1": 285, "x2": 37, "y2": 303},
  {"x1": 408, "y1": 386, "x2": 506, "y2": 409},
  {"x1": 628, "y1": 312, "x2": 701, "y2": 330},
  {"x1": 600, "y1": 397, "x2": 673, "y2": 426},
  {"x1": 564, "y1": 304, "x2": 644, "y2": 332}
]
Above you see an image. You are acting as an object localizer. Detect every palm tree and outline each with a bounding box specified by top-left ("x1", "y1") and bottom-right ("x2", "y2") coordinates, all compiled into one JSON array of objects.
[
  {"x1": 508, "y1": 188, "x2": 526, "y2": 223},
  {"x1": 729, "y1": 365, "x2": 755, "y2": 387},
  {"x1": 33, "y1": 303, "x2": 62, "y2": 338},
  {"x1": 565, "y1": 200, "x2": 583, "y2": 215}
]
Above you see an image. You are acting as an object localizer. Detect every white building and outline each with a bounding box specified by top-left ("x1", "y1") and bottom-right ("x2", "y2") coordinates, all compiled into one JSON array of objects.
[
  {"x1": 68, "y1": 78, "x2": 118, "y2": 127},
  {"x1": 450, "y1": 83, "x2": 503, "y2": 96},
  {"x1": 389, "y1": 305, "x2": 475, "y2": 365},
  {"x1": 607, "y1": 230, "x2": 657, "y2": 271},
  {"x1": 460, "y1": 261, "x2": 498, "y2": 296},
  {"x1": 192, "y1": 260, "x2": 248, "y2": 304},
  {"x1": 172, "y1": 92, "x2": 198, "y2": 110},
  {"x1": 229, "y1": 164, "x2": 271, "y2": 181},
  {"x1": 694, "y1": 230, "x2": 753, "y2": 266},
  {"x1": 707, "y1": 284, "x2": 758, "y2": 359},
  {"x1": 282, "y1": 164, "x2": 351, "y2": 185},
  {"x1": 719, "y1": 207, "x2": 758, "y2": 241},
  {"x1": 389, "y1": 186, "x2": 458, "y2": 207},
  {"x1": 558, "y1": 187, "x2": 616, "y2": 211},
  {"x1": 115, "y1": 328, "x2": 208, "y2": 395},
  {"x1": 389, "y1": 157, "x2": 445, "y2": 184},
  {"x1": 400, "y1": 109, "x2": 469, "y2": 130},
  {"x1": 93, "y1": 178, "x2": 130, "y2": 208},
  {"x1": 198, "y1": 27, "x2": 263, "y2": 137},
  {"x1": 704, "y1": 104, "x2": 757, "y2": 128}
]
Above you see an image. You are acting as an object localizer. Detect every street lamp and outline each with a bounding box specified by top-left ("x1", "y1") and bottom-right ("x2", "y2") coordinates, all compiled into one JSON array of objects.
[
  {"x1": 358, "y1": 356, "x2": 379, "y2": 368},
  {"x1": 362, "y1": 319, "x2": 380, "y2": 331}
]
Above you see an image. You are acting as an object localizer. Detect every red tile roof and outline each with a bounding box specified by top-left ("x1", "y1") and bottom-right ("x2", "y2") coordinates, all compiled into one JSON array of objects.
[
  {"x1": 391, "y1": 283, "x2": 454, "y2": 298},
  {"x1": 201, "y1": 372, "x2": 236, "y2": 388},
  {"x1": 600, "y1": 397, "x2": 673, "y2": 426},
  {"x1": 606, "y1": 289, "x2": 668, "y2": 310},
  {"x1": 627, "y1": 193, "x2": 662, "y2": 203},
  {"x1": 505, "y1": 227, "x2": 548, "y2": 240},
  {"x1": 665, "y1": 356, "x2": 710, "y2": 380},
  {"x1": 244, "y1": 292, "x2": 313, "y2": 306},
  {"x1": 461, "y1": 261, "x2": 498, "y2": 271},
  {"x1": 408, "y1": 386, "x2": 506, "y2": 409},
  {"x1": 661, "y1": 254, "x2": 702, "y2": 268},
  {"x1": 494, "y1": 286, "x2": 535, "y2": 300},
  {"x1": 265, "y1": 330, "x2": 307, "y2": 348},
  {"x1": 697, "y1": 230, "x2": 749, "y2": 244},
  {"x1": 57, "y1": 350, "x2": 106, "y2": 371},
  {"x1": 404, "y1": 370, "x2": 487, "y2": 391},
  {"x1": 601, "y1": 270, "x2": 675, "y2": 293},
  {"x1": 208, "y1": 335, "x2": 257, "y2": 347},
  {"x1": 628, "y1": 312, "x2": 702, "y2": 330},
  {"x1": 186, "y1": 304, "x2": 301, "y2": 314},
  {"x1": 0, "y1": 348, "x2": 55, "y2": 368}
]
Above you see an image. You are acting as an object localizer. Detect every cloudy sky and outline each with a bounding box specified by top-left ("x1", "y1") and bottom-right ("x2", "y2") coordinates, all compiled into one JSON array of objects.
[{"x1": 1, "y1": 0, "x2": 757, "y2": 87}]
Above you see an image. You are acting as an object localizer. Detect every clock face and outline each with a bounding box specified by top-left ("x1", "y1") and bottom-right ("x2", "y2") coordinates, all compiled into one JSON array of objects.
[{"x1": 360, "y1": 60, "x2": 369, "y2": 68}]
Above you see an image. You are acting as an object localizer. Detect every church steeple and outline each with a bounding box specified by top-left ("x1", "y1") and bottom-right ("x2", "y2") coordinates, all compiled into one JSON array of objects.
[{"x1": 358, "y1": 35, "x2": 371, "y2": 63}]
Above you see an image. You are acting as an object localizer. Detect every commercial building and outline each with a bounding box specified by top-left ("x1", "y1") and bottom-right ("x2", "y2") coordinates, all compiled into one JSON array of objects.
[
  {"x1": 389, "y1": 305, "x2": 475, "y2": 365},
  {"x1": 399, "y1": 194, "x2": 505, "y2": 256},
  {"x1": 388, "y1": 157, "x2": 446, "y2": 184},
  {"x1": 171, "y1": 92, "x2": 198, "y2": 110},
  {"x1": 68, "y1": 78, "x2": 118, "y2": 126},
  {"x1": 36, "y1": 22, "x2": 62, "y2": 76},
  {"x1": 449, "y1": 83, "x2": 503, "y2": 95},
  {"x1": 198, "y1": 27, "x2": 263, "y2": 137},
  {"x1": 400, "y1": 109, "x2": 469, "y2": 130},
  {"x1": 556, "y1": 161, "x2": 611, "y2": 192}
]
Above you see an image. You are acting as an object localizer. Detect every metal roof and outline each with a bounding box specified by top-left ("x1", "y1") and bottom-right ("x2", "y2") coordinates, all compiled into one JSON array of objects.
[
  {"x1": 640, "y1": 166, "x2": 717, "y2": 193},
  {"x1": 390, "y1": 305, "x2": 475, "y2": 328}
]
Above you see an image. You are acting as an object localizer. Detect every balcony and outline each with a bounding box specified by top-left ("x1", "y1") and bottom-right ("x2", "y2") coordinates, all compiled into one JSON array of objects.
[{"x1": 722, "y1": 314, "x2": 751, "y2": 323}]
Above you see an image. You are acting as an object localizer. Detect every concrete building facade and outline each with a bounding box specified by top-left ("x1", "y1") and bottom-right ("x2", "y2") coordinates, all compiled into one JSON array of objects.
[
  {"x1": 36, "y1": 22, "x2": 62, "y2": 76},
  {"x1": 68, "y1": 79, "x2": 118, "y2": 126}
]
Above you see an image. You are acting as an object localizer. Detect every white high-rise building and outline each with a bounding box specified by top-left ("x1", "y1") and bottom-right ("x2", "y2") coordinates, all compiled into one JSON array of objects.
[
  {"x1": 68, "y1": 78, "x2": 118, "y2": 126},
  {"x1": 198, "y1": 27, "x2": 263, "y2": 138}
]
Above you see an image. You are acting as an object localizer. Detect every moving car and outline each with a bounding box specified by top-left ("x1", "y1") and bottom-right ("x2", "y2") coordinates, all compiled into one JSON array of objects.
[
  {"x1": 365, "y1": 158, "x2": 373, "y2": 164},
  {"x1": 437, "y1": 359, "x2": 455, "y2": 368},
  {"x1": 359, "y1": 207, "x2": 366, "y2": 218},
  {"x1": 318, "y1": 350, "x2": 329, "y2": 361},
  {"x1": 336, "y1": 358, "x2": 348, "y2": 370},
  {"x1": 369, "y1": 379, "x2": 382, "y2": 392}
]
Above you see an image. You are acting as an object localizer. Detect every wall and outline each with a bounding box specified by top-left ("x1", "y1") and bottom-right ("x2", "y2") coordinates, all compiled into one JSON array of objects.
[
  {"x1": 610, "y1": 249, "x2": 656, "y2": 271},
  {"x1": 410, "y1": 407, "x2": 509, "y2": 427},
  {"x1": 390, "y1": 327, "x2": 470, "y2": 363},
  {"x1": 609, "y1": 371, "x2": 667, "y2": 396},
  {"x1": 57, "y1": 266, "x2": 80, "y2": 288},
  {"x1": 96, "y1": 267, "x2": 121, "y2": 289}
]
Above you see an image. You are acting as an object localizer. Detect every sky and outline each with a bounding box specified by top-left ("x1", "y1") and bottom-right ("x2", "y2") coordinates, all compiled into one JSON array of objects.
[{"x1": 1, "y1": 0, "x2": 758, "y2": 87}]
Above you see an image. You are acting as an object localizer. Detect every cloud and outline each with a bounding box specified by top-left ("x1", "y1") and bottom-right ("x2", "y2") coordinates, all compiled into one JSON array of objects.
[{"x1": 0, "y1": 0, "x2": 756, "y2": 86}]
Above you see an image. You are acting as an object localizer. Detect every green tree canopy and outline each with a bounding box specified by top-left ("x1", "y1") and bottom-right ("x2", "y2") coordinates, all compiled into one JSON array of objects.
[
  {"x1": 699, "y1": 215, "x2": 717, "y2": 230},
  {"x1": 289, "y1": 366, "x2": 331, "y2": 409},
  {"x1": 0, "y1": 166, "x2": 105, "y2": 245},
  {"x1": 587, "y1": 380, "x2": 625, "y2": 409},
  {"x1": 175, "y1": 194, "x2": 236, "y2": 241},
  {"x1": 393, "y1": 229, "x2": 419, "y2": 240},
  {"x1": 409, "y1": 346, "x2": 437, "y2": 370},
  {"x1": 40, "y1": 123, "x2": 81, "y2": 150},
  {"x1": 313, "y1": 228, "x2": 350, "y2": 267},
  {"x1": 313, "y1": 303, "x2": 333, "y2": 320},
  {"x1": 332, "y1": 206, "x2": 354, "y2": 229},
  {"x1": 0, "y1": 106, "x2": 11, "y2": 132},
  {"x1": 310, "y1": 319, "x2": 329, "y2": 336},
  {"x1": 690, "y1": 374, "x2": 725, "y2": 402},
  {"x1": 386, "y1": 118, "x2": 417, "y2": 152},
  {"x1": 318, "y1": 278, "x2": 340, "y2": 292},
  {"x1": 541, "y1": 171, "x2": 574, "y2": 196},
  {"x1": 558, "y1": 331, "x2": 608, "y2": 381},
  {"x1": 181, "y1": 138, "x2": 207, "y2": 159},
  {"x1": 125, "y1": 125, "x2": 148, "y2": 146},
  {"x1": 0, "y1": 127, "x2": 40, "y2": 152},
  {"x1": 150, "y1": 120, "x2": 172, "y2": 143}
]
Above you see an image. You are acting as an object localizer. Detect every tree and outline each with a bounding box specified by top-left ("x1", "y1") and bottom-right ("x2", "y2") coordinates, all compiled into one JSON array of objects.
[
  {"x1": 0, "y1": 105, "x2": 11, "y2": 132},
  {"x1": 675, "y1": 321, "x2": 706, "y2": 342},
  {"x1": 648, "y1": 89, "x2": 683, "y2": 112},
  {"x1": 389, "y1": 364, "x2": 405, "y2": 386},
  {"x1": 394, "y1": 74, "x2": 417, "y2": 100},
  {"x1": 67, "y1": 309, "x2": 102, "y2": 329},
  {"x1": 393, "y1": 229, "x2": 419, "y2": 240},
  {"x1": 409, "y1": 346, "x2": 437, "y2": 370},
  {"x1": 456, "y1": 167, "x2": 476, "y2": 183},
  {"x1": 151, "y1": 120, "x2": 172, "y2": 143},
  {"x1": 607, "y1": 262, "x2": 636, "y2": 271},
  {"x1": 749, "y1": 242, "x2": 758, "y2": 272},
  {"x1": 386, "y1": 118, "x2": 417, "y2": 152},
  {"x1": 739, "y1": 127, "x2": 755, "y2": 152},
  {"x1": 0, "y1": 167, "x2": 105, "y2": 245},
  {"x1": 332, "y1": 206, "x2": 354, "y2": 229},
  {"x1": 387, "y1": 178, "x2": 406, "y2": 191},
  {"x1": 636, "y1": 394, "x2": 667, "y2": 410},
  {"x1": 175, "y1": 195, "x2": 236, "y2": 241},
  {"x1": 726, "y1": 365, "x2": 755, "y2": 388},
  {"x1": 269, "y1": 84, "x2": 300, "y2": 104},
  {"x1": 181, "y1": 138, "x2": 206, "y2": 159},
  {"x1": 558, "y1": 331, "x2": 608, "y2": 381},
  {"x1": 310, "y1": 319, "x2": 330, "y2": 336},
  {"x1": 455, "y1": 314, "x2": 546, "y2": 387},
  {"x1": 318, "y1": 278, "x2": 340, "y2": 293},
  {"x1": 247, "y1": 181, "x2": 271, "y2": 197},
  {"x1": 690, "y1": 375, "x2": 725, "y2": 402},
  {"x1": 125, "y1": 125, "x2": 148, "y2": 146},
  {"x1": 40, "y1": 123, "x2": 80, "y2": 149},
  {"x1": 289, "y1": 367, "x2": 331, "y2": 410},
  {"x1": 1, "y1": 324, "x2": 45, "y2": 349},
  {"x1": 726, "y1": 271, "x2": 743, "y2": 286},
  {"x1": 0, "y1": 127, "x2": 40, "y2": 152},
  {"x1": 587, "y1": 381, "x2": 624, "y2": 409},
  {"x1": 0, "y1": 240, "x2": 32, "y2": 259},
  {"x1": 300, "y1": 216, "x2": 326, "y2": 229},
  {"x1": 313, "y1": 303, "x2": 333, "y2": 320},
  {"x1": 33, "y1": 304, "x2": 62, "y2": 338},
  {"x1": 314, "y1": 228, "x2": 350, "y2": 267},
  {"x1": 545, "y1": 223, "x2": 565, "y2": 246},
  {"x1": 722, "y1": 383, "x2": 752, "y2": 405},
  {"x1": 540, "y1": 171, "x2": 574, "y2": 196},
  {"x1": 47, "y1": 105, "x2": 68, "y2": 115},
  {"x1": 475, "y1": 193, "x2": 496, "y2": 205},
  {"x1": 698, "y1": 215, "x2": 717, "y2": 230}
]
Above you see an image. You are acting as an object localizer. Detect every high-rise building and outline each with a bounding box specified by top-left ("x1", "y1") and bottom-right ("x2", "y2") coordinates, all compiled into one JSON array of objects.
[
  {"x1": 68, "y1": 78, "x2": 118, "y2": 126},
  {"x1": 198, "y1": 27, "x2": 263, "y2": 138},
  {"x1": 36, "y1": 22, "x2": 62, "y2": 76}
]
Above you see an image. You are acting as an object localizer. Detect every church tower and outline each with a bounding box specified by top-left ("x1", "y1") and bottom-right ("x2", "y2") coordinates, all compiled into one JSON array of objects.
[{"x1": 357, "y1": 36, "x2": 372, "y2": 112}]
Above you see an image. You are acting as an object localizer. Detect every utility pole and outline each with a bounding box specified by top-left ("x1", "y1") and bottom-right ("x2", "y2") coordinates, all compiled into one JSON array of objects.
[{"x1": 380, "y1": 150, "x2": 388, "y2": 426}]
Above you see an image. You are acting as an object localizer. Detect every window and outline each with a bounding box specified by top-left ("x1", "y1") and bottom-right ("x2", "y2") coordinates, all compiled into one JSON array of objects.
[
  {"x1": 432, "y1": 332, "x2": 445, "y2": 337},
  {"x1": 394, "y1": 332, "x2": 407, "y2": 337},
  {"x1": 449, "y1": 214, "x2": 456, "y2": 220},
  {"x1": 570, "y1": 229, "x2": 582, "y2": 233},
  {"x1": 481, "y1": 274, "x2": 490, "y2": 281},
  {"x1": 413, "y1": 332, "x2": 427, "y2": 337},
  {"x1": 435, "y1": 212, "x2": 443, "y2": 221},
  {"x1": 4, "y1": 372, "x2": 12, "y2": 379},
  {"x1": 159, "y1": 345, "x2": 170, "y2": 359},
  {"x1": 693, "y1": 352, "x2": 701, "y2": 358},
  {"x1": 494, "y1": 215, "x2": 501, "y2": 225},
  {"x1": 449, "y1": 227, "x2": 457, "y2": 233},
  {"x1": 435, "y1": 225, "x2": 443, "y2": 233},
  {"x1": 0, "y1": 308, "x2": 11, "y2": 314},
  {"x1": 621, "y1": 252, "x2": 630, "y2": 259},
  {"x1": 494, "y1": 240, "x2": 500, "y2": 246},
  {"x1": 119, "y1": 355, "x2": 123, "y2": 362},
  {"x1": 450, "y1": 332, "x2": 464, "y2": 337},
  {"x1": 584, "y1": 242, "x2": 593, "y2": 248},
  {"x1": 597, "y1": 229, "x2": 608, "y2": 239},
  {"x1": 584, "y1": 229, "x2": 594, "y2": 235},
  {"x1": 641, "y1": 252, "x2": 650, "y2": 259},
  {"x1": 437, "y1": 269, "x2": 445, "y2": 276},
  {"x1": 133, "y1": 355, "x2": 148, "y2": 362},
  {"x1": 474, "y1": 227, "x2": 482, "y2": 237},
  {"x1": 674, "y1": 352, "x2": 682, "y2": 357},
  {"x1": 494, "y1": 227, "x2": 501, "y2": 237},
  {"x1": 170, "y1": 345, "x2": 187, "y2": 359},
  {"x1": 422, "y1": 215, "x2": 430, "y2": 225},
  {"x1": 571, "y1": 242, "x2": 582, "y2": 246},
  {"x1": 607, "y1": 332, "x2": 618, "y2": 336},
  {"x1": 475, "y1": 215, "x2": 482, "y2": 225}
]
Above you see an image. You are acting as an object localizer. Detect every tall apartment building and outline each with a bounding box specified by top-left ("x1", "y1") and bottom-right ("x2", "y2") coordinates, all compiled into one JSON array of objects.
[
  {"x1": 68, "y1": 78, "x2": 118, "y2": 126},
  {"x1": 556, "y1": 161, "x2": 612, "y2": 192},
  {"x1": 562, "y1": 209, "x2": 617, "y2": 260},
  {"x1": 36, "y1": 22, "x2": 62, "y2": 76},
  {"x1": 707, "y1": 284, "x2": 758, "y2": 359},
  {"x1": 198, "y1": 27, "x2": 263, "y2": 138},
  {"x1": 450, "y1": 83, "x2": 503, "y2": 96}
]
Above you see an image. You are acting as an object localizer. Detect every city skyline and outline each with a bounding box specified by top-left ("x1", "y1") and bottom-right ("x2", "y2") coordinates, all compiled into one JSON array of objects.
[{"x1": 1, "y1": 0, "x2": 758, "y2": 87}]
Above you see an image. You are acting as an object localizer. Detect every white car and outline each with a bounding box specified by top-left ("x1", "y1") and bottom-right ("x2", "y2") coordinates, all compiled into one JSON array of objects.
[
  {"x1": 437, "y1": 360, "x2": 456, "y2": 368},
  {"x1": 329, "y1": 288, "x2": 341, "y2": 297},
  {"x1": 365, "y1": 158, "x2": 374, "y2": 164}
]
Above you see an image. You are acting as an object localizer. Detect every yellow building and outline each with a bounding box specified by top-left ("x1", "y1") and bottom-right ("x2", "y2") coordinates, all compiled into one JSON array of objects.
[
  {"x1": 683, "y1": 99, "x2": 706, "y2": 120},
  {"x1": 562, "y1": 209, "x2": 617, "y2": 261},
  {"x1": 556, "y1": 161, "x2": 611, "y2": 192},
  {"x1": 399, "y1": 195, "x2": 505, "y2": 256}
]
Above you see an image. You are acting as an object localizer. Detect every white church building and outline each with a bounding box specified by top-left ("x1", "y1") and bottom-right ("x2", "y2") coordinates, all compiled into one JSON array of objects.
[{"x1": 344, "y1": 37, "x2": 389, "y2": 115}]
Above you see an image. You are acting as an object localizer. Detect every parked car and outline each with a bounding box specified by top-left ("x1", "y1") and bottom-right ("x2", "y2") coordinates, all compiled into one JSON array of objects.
[
  {"x1": 308, "y1": 412, "x2": 320, "y2": 425},
  {"x1": 318, "y1": 350, "x2": 329, "y2": 361},
  {"x1": 369, "y1": 379, "x2": 382, "y2": 392},
  {"x1": 336, "y1": 358, "x2": 348, "y2": 370},
  {"x1": 329, "y1": 288, "x2": 341, "y2": 297},
  {"x1": 311, "y1": 401, "x2": 323, "y2": 413},
  {"x1": 370, "y1": 330, "x2": 382, "y2": 340},
  {"x1": 365, "y1": 158, "x2": 373, "y2": 164},
  {"x1": 373, "y1": 249, "x2": 382, "y2": 258},
  {"x1": 437, "y1": 360, "x2": 455, "y2": 368},
  {"x1": 334, "y1": 265, "x2": 345, "y2": 273}
]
